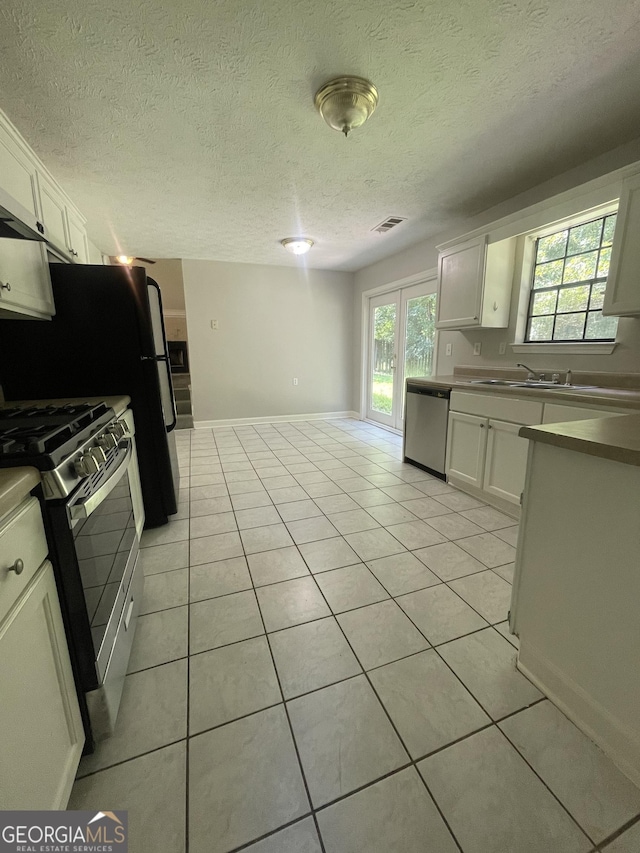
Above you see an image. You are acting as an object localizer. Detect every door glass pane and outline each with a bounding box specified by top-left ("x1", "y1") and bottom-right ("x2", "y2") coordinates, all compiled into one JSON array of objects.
[
  {"x1": 371, "y1": 303, "x2": 396, "y2": 415},
  {"x1": 404, "y1": 294, "x2": 437, "y2": 379}
]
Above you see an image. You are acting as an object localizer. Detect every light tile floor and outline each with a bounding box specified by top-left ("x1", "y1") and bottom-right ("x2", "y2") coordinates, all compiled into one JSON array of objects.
[{"x1": 69, "y1": 418, "x2": 640, "y2": 853}]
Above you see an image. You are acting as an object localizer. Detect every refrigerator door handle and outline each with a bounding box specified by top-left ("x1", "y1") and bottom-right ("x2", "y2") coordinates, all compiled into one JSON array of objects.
[{"x1": 159, "y1": 355, "x2": 177, "y2": 431}]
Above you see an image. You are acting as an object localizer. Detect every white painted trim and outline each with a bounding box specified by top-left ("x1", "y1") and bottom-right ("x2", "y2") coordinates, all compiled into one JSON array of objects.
[
  {"x1": 511, "y1": 342, "x2": 617, "y2": 355},
  {"x1": 362, "y1": 418, "x2": 403, "y2": 436},
  {"x1": 518, "y1": 641, "x2": 640, "y2": 788},
  {"x1": 163, "y1": 309, "x2": 187, "y2": 319},
  {"x1": 360, "y1": 269, "x2": 438, "y2": 299},
  {"x1": 194, "y1": 411, "x2": 360, "y2": 429}
]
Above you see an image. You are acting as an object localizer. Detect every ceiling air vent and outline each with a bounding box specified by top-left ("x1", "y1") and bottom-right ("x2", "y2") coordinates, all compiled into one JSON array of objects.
[{"x1": 371, "y1": 216, "x2": 406, "y2": 234}]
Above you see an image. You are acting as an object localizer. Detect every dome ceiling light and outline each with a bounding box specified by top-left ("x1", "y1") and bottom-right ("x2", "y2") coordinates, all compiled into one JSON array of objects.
[
  {"x1": 314, "y1": 76, "x2": 379, "y2": 137},
  {"x1": 281, "y1": 237, "x2": 314, "y2": 255}
]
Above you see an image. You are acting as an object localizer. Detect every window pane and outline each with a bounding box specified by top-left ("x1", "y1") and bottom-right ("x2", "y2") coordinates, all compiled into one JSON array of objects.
[
  {"x1": 563, "y1": 252, "x2": 598, "y2": 284},
  {"x1": 585, "y1": 312, "x2": 618, "y2": 340},
  {"x1": 372, "y1": 303, "x2": 396, "y2": 415},
  {"x1": 528, "y1": 315, "x2": 554, "y2": 341},
  {"x1": 557, "y1": 285, "x2": 590, "y2": 313},
  {"x1": 567, "y1": 220, "x2": 602, "y2": 254},
  {"x1": 602, "y1": 214, "x2": 617, "y2": 246},
  {"x1": 404, "y1": 294, "x2": 436, "y2": 379},
  {"x1": 533, "y1": 259, "x2": 563, "y2": 288},
  {"x1": 531, "y1": 290, "x2": 557, "y2": 315},
  {"x1": 597, "y1": 247, "x2": 611, "y2": 279},
  {"x1": 537, "y1": 231, "x2": 567, "y2": 262},
  {"x1": 589, "y1": 282, "x2": 606, "y2": 310},
  {"x1": 553, "y1": 313, "x2": 586, "y2": 340}
]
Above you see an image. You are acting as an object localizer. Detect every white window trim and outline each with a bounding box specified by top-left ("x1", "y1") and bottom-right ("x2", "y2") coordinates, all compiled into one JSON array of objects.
[{"x1": 512, "y1": 201, "x2": 619, "y2": 354}]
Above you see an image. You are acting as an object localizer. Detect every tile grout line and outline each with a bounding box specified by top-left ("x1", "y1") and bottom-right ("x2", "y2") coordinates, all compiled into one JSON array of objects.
[
  {"x1": 139, "y1": 421, "x2": 630, "y2": 851},
  {"x1": 300, "y1": 551, "x2": 466, "y2": 853}
]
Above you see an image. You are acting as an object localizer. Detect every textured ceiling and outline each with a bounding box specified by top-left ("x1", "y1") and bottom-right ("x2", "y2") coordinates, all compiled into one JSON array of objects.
[{"x1": 1, "y1": 0, "x2": 640, "y2": 270}]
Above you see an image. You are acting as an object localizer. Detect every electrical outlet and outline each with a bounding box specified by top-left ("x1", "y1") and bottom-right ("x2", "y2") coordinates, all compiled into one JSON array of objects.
[
  {"x1": 445, "y1": 343, "x2": 453, "y2": 357},
  {"x1": 293, "y1": 378, "x2": 298, "y2": 386},
  {"x1": 473, "y1": 342, "x2": 482, "y2": 356},
  {"x1": 210, "y1": 319, "x2": 219, "y2": 330},
  {"x1": 499, "y1": 342, "x2": 506, "y2": 355}
]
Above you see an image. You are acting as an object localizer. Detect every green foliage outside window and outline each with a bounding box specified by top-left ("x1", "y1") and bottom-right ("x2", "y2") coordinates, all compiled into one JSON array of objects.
[{"x1": 527, "y1": 213, "x2": 619, "y2": 342}]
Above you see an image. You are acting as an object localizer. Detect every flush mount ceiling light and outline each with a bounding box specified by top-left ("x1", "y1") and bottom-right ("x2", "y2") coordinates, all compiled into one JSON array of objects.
[
  {"x1": 314, "y1": 76, "x2": 379, "y2": 137},
  {"x1": 281, "y1": 237, "x2": 314, "y2": 255},
  {"x1": 114, "y1": 255, "x2": 156, "y2": 265}
]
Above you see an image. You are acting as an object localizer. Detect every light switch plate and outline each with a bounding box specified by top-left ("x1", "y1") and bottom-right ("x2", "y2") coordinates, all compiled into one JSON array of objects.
[
  {"x1": 210, "y1": 319, "x2": 219, "y2": 330},
  {"x1": 445, "y1": 343, "x2": 453, "y2": 356},
  {"x1": 473, "y1": 342, "x2": 482, "y2": 356},
  {"x1": 499, "y1": 342, "x2": 507, "y2": 355}
]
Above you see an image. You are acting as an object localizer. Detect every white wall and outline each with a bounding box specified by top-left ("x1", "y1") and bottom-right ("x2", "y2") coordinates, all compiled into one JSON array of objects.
[
  {"x1": 182, "y1": 259, "x2": 354, "y2": 424},
  {"x1": 353, "y1": 139, "x2": 640, "y2": 410},
  {"x1": 138, "y1": 258, "x2": 186, "y2": 312}
]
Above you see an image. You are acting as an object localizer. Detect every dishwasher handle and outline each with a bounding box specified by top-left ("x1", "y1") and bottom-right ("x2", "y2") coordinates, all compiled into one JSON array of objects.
[{"x1": 406, "y1": 384, "x2": 451, "y2": 400}]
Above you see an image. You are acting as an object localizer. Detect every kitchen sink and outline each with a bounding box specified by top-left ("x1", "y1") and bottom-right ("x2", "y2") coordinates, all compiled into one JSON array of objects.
[{"x1": 466, "y1": 379, "x2": 595, "y2": 390}]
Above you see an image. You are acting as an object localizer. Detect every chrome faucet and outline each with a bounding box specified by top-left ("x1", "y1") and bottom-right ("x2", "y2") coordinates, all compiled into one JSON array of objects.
[
  {"x1": 516, "y1": 362, "x2": 538, "y2": 380},
  {"x1": 564, "y1": 369, "x2": 572, "y2": 386}
]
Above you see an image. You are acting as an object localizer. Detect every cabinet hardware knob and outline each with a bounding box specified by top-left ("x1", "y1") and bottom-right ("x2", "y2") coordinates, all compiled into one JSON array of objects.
[
  {"x1": 480, "y1": 423, "x2": 485, "y2": 428},
  {"x1": 488, "y1": 424, "x2": 493, "y2": 429},
  {"x1": 9, "y1": 558, "x2": 24, "y2": 575},
  {"x1": 0, "y1": 281, "x2": 11, "y2": 291}
]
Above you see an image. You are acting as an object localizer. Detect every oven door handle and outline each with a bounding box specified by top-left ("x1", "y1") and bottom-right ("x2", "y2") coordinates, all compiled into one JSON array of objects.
[{"x1": 70, "y1": 440, "x2": 133, "y2": 521}]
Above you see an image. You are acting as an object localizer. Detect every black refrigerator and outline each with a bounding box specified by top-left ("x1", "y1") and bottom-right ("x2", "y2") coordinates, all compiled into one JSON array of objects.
[{"x1": 0, "y1": 263, "x2": 180, "y2": 527}]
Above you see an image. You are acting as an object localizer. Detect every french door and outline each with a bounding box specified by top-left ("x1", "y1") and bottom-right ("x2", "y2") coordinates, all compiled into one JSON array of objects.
[{"x1": 366, "y1": 279, "x2": 437, "y2": 430}]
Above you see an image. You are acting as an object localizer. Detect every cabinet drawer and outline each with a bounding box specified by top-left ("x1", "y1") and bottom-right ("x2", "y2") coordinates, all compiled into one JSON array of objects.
[
  {"x1": 0, "y1": 497, "x2": 48, "y2": 624},
  {"x1": 450, "y1": 391, "x2": 543, "y2": 424},
  {"x1": 542, "y1": 403, "x2": 627, "y2": 425}
]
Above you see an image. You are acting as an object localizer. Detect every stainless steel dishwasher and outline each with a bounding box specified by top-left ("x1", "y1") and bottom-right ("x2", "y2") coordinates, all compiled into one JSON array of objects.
[{"x1": 403, "y1": 383, "x2": 451, "y2": 479}]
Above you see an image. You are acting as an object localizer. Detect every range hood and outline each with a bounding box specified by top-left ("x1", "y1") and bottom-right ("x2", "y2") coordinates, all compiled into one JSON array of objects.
[{"x1": 0, "y1": 183, "x2": 47, "y2": 242}]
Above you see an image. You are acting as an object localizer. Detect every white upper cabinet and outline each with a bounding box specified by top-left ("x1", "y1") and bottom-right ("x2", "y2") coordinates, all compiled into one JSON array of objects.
[
  {"x1": 603, "y1": 173, "x2": 640, "y2": 316},
  {"x1": 0, "y1": 121, "x2": 40, "y2": 222},
  {"x1": 0, "y1": 239, "x2": 54, "y2": 319},
  {"x1": 36, "y1": 171, "x2": 90, "y2": 264},
  {"x1": 436, "y1": 235, "x2": 516, "y2": 329},
  {"x1": 65, "y1": 206, "x2": 89, "y2": 263},
  {"x1": 36, "y1": 171, "x2": 69, "y2": 255}
]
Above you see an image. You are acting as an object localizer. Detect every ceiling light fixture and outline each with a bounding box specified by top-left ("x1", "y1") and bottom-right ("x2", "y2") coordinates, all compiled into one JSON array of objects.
[
  {"x1": 314, "y1": 76, "x2": 379, "y2": 137},
  {"x1": 281, "y1": 237, "x2": 314, "y2": 255},
  {"x1": 116, "y1": 255, "x2": 134, "y2": 265}
]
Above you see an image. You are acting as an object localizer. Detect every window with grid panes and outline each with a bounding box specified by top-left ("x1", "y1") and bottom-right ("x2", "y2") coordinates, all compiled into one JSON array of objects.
[{"x1": 526, "y1": 213, "x2": 619, "y2": 342}]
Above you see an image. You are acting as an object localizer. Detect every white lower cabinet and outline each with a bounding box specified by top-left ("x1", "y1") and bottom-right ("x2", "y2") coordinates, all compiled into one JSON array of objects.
[
  {"x1": 446, "y1": 391, "x2": 629, "y2": 512},
  {"x1": 447, "y1": 412, "x2": 528, "y2": 506},
  {"x1": 483, "y1": 419, "x2": 529, "y2": 504},
  {"x1": 0, "y1": 499, "x2": 84, "y2": 808},
  {"x1": 446, "y1": 411, "x2": 487, "y2": 488}
]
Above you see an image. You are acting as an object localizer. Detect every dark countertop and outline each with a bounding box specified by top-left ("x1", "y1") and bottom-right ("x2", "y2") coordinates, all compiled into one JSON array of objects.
[
  {"x1": 519, "y1": 414, "x2": 640, "y2": 467},
  {"x1": 407, "y1": 370, "x2": 640, "y2": 410}
]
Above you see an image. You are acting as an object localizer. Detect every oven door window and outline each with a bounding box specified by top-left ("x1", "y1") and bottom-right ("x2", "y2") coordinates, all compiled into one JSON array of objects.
[{"x1": 74, "y1": 468, "x2": 136, "y2": 657}]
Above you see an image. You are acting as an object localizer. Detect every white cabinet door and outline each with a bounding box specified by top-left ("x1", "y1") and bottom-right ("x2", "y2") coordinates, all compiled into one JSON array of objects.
[
  {"x1": 0, "y1": 239, "x2": 54, "y2": 319},
  {"x1": 437, "y1": 236, "x2": 485, "y2": 329},
  {"x1": 0, "y1": 561, "x2": 84, "y2": 809},
  {"x1": 603, "y1": 173, "x2": 640, "y2": 316},
  {"x1": 0, "y1": 123, "x2": 39, "y2": 219},
  {"x1": 483, "y1": 419, "x2": 529, "y2": 506},
  {"x1": 36, "y1": 172, "x2": 70, "y2": 256},
  {"x1": 66, "y1": 207, "x2": 89, "y2": 263},
  {"x1": 446, "y1": 411, "x2": 487, "y2": 488}
]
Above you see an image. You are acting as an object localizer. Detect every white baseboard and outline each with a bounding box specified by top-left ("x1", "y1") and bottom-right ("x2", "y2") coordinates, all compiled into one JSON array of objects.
[
  {"x1": 193, "y1": 411, "x2": 360, "y2": 429},
  {"x1": 518, "y1": 640, "x2": 640, "y2": 788}
]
